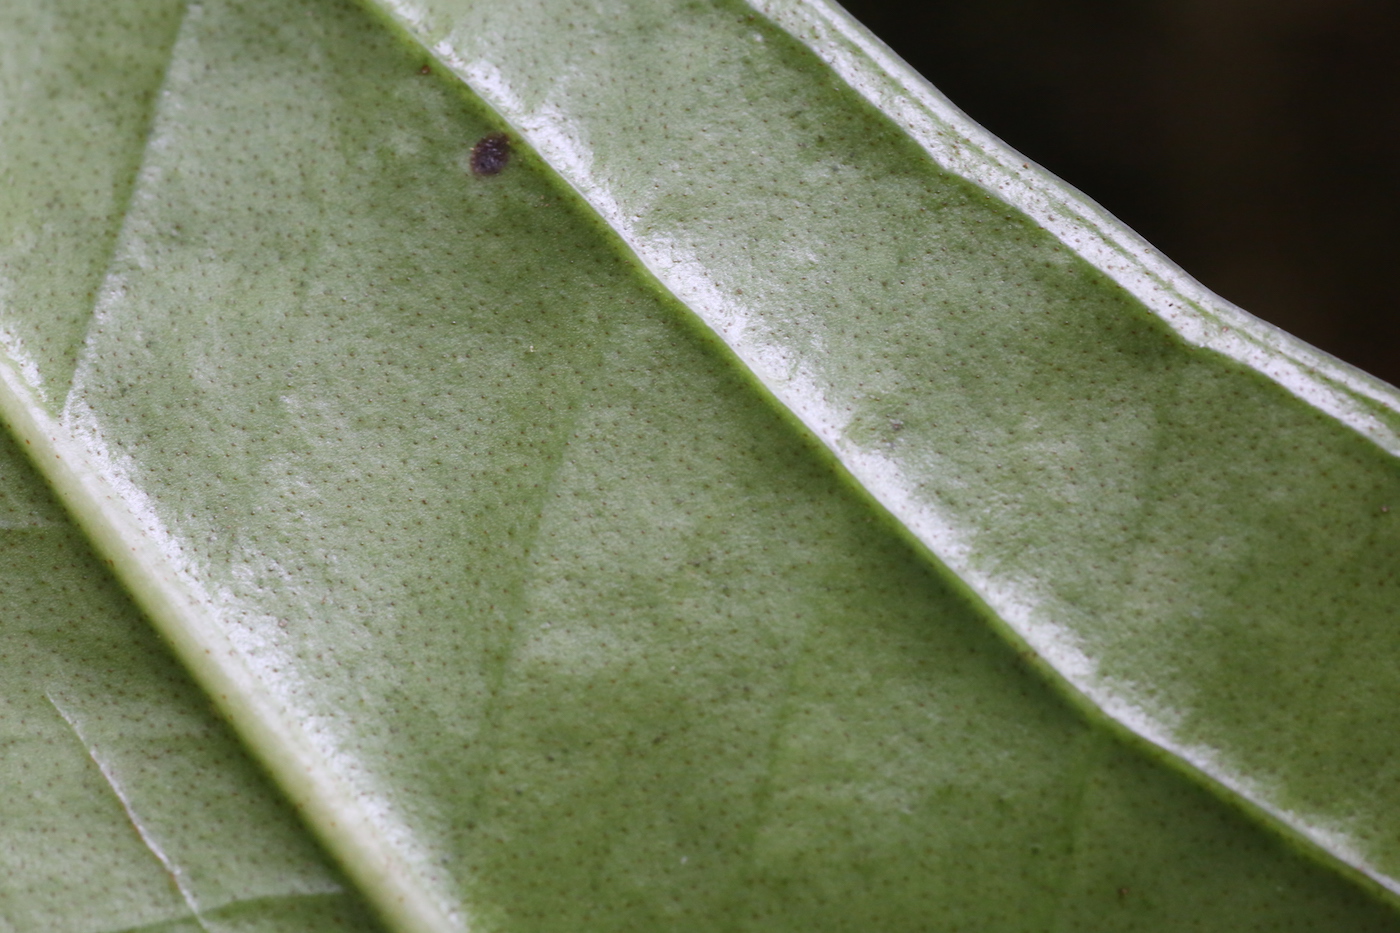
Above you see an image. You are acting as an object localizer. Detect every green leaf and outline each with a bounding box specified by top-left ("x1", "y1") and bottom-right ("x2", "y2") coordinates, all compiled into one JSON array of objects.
[{"x1": 2, "y1": 0, "x2": 1399, "y2": 931}]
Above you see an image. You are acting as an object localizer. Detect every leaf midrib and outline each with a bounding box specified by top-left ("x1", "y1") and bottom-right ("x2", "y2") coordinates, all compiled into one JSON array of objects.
[
  {"x1": 4, "y1": 0, "x2": 1400, "y2": 929},
  {"x1": 363, "y1": 0, "x2": 1400, "y2": 905}
]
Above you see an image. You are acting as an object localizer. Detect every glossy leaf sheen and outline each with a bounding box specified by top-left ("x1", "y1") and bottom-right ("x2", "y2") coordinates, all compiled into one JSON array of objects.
[
  {"x1": 0, "y1": 434, "x2": 384, "y2": 932},
  {"x1": 0, "y1": 0, "x2": 1398, "y2": 932}
]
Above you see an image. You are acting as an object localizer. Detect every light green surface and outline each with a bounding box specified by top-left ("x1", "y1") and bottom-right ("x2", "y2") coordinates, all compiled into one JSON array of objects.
[
  {"x1": 0, "y1": 402, "x2": 382, "y2": 932},
  {"x1": 1, "y1": 0, "x2": 1399, "y2": 931},
  {"x1": 0, "y1": 0, "x2": 184, "y2": 410}
]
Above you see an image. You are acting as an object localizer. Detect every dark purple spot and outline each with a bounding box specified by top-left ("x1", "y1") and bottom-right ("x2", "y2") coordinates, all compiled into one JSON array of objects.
[{"x1": 470, "y1": 133, "x2": 511, "y2": 176}]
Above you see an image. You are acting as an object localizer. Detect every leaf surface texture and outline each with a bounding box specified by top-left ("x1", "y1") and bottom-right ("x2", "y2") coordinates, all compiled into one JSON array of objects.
[{"x1": 1, "y1": 0, "x2": 1399, "y2": 931}]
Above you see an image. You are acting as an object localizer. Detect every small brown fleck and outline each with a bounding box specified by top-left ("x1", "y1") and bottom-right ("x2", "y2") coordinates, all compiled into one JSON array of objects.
[
  {"x1": 419, "y1": 64, "x2": 431, "y2": 75},
  {"x1": 470, "y1": 133, "x2": 511, "y2": 176}
]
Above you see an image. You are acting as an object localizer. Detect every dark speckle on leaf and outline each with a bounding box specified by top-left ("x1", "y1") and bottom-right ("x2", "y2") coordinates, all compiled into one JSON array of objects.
[
  {"x1": 418, "y1": 64, "x2": 431, "y2": 75},
  {"x1": 470, "y1": 133, "x2": 511, "y2": 176}
]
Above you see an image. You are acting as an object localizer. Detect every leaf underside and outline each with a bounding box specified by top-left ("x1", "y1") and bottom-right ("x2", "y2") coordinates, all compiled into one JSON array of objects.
[{"x1": 1, "y1": 0, "x2": 1399, "y2": 932}]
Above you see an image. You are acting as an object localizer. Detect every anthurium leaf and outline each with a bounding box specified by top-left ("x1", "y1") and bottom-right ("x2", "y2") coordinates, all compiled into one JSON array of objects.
[{"x1": 1, "y1": 1, "x2": 1398, "y2": 932}]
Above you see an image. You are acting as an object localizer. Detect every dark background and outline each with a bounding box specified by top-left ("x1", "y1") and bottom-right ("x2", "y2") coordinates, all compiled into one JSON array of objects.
[{"x1": 839, "y1": 0, "x2": 1400, "y2": 387}]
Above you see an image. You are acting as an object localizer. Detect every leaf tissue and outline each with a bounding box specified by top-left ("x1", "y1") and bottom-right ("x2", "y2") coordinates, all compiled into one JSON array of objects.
[{"x1": 1, "y1": 0, "x2": 1399, "y2": 931}]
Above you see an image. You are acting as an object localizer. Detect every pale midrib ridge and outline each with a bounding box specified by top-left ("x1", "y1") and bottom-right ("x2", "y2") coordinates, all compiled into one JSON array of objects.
[
  {"x1": 363, "y1": 0, "x2": 1400, "y2": 910},
  {"x1": 0, "y1": 382, "x2": 458, "y2": 933},
  {"x1": 749, "y1": 0, "x2": 1400, "y2": 904},
  {"x1": 0, "y1": 9, "x2": 461, "y2": 933},
  {"x1": 3, "y1": 1, "x2": 1396, "y2": 929}
]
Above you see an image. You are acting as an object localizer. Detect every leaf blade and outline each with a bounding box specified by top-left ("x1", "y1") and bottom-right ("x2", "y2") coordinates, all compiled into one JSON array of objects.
[
  {"x1": 375, "y1": 0, "x2": 1400, "y2": 901},
  {"x1": 2, "y1": 0, "x2": 1400, "y2": 930}
]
